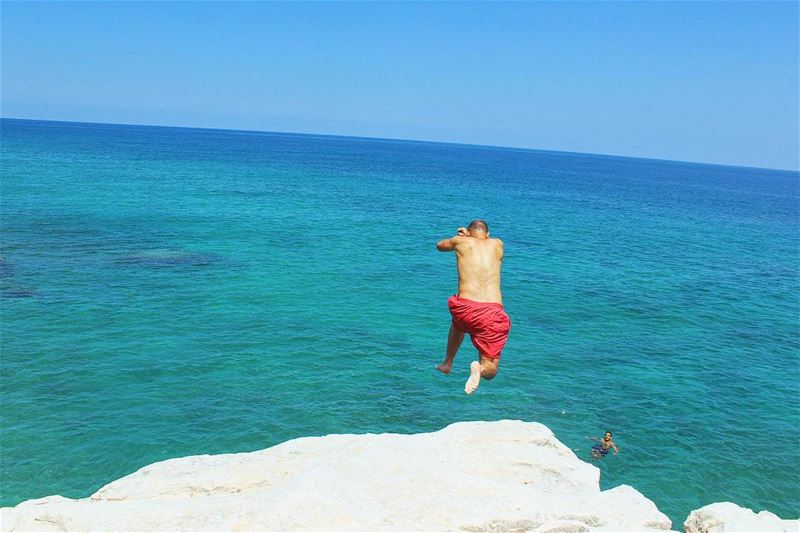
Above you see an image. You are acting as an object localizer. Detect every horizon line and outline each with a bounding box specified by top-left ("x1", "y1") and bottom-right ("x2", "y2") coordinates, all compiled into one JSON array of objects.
[{"x1": 2, "y1": 115, "x2": 797, "y2": 174}]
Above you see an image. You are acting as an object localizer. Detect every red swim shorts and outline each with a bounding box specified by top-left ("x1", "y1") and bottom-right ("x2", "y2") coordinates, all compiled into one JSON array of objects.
[{"x1": 448, "y1": 295, "x2": 511, "y2": 360}]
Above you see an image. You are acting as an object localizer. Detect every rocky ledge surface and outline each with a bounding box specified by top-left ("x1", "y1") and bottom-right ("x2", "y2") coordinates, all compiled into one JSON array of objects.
[
  {"x1": 683, "y1": 502, "x2": 797, "y2": 533},
  {"x1": 1, "y1": 420, "x2": 795, "y2": 532}
]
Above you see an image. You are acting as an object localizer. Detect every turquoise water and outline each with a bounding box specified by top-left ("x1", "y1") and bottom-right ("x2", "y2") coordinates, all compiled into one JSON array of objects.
[{"x1": 1, "y1": 118, "x2": 798, "y2": 524}]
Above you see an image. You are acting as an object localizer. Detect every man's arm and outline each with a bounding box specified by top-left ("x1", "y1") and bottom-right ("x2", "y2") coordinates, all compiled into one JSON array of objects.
[
  {"x1": 437, "y1": 236, "x2": 461, "y2": 251},
  {"x1": 436, "y1": 229, "x2": 470, "y2": 252}
]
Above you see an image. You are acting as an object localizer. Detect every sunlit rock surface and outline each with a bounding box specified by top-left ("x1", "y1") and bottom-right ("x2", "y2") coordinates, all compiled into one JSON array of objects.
[
  {"x1": 3, "y1": 420, "x2": 675, "y2": 531},
  {"x1": 683, "y1": 502, "x2": 798, "y2": 533}
]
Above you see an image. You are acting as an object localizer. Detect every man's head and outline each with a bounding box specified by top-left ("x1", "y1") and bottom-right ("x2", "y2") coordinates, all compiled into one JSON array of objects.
[
  {"x1": 467, "y1": 219, "x2": 489, "y2": 236},
  {"x1": 604, "y1": 431, "x2": 613, "y2": 441}
]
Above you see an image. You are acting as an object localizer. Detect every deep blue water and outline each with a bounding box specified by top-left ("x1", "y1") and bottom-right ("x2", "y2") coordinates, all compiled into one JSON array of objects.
[{"x1": 1, "y1": 118, "x2": 798, "y2": 524}]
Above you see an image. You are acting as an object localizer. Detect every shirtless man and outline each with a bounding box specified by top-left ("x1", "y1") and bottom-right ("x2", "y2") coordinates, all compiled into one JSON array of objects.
[
  {"x1": 590, "y1": 431, "x2": 620, "y2": 458},
  {"x1": 435, "y1": 220, "x2": 511, "y2": 394}
]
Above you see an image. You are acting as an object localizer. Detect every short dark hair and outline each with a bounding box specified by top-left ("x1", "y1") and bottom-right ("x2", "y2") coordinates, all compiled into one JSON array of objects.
[
  {"x1": 467, "y1": 219, "x2": 489, "y2": 233},
  {"x1": 605, "y1": 431, "x2": 613, "y2": 436}
]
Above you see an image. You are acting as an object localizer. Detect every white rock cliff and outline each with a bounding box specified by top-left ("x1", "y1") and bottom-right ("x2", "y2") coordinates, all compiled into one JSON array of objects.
[
  {"x1": 0, "y1": 421, "x2": 794, "y2": 532},
  {"x1": 683, "y1": 502, "x2": 798, "y2": 533}
]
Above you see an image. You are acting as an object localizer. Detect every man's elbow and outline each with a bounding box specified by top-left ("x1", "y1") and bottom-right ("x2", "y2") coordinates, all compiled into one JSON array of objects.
[{"x1": 436, "y1": 240, "x2": 450, "y2": 251}]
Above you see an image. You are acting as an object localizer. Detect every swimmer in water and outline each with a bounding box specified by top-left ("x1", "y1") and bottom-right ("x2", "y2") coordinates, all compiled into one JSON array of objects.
[{"x1": 590, "y1": 431, "x2": 619, "y2": 459}]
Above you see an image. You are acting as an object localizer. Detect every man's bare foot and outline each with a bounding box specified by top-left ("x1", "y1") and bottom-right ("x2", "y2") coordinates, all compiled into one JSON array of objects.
[
  {"x1": 436, "y1": 364, "x2": 452, "y2": 375},
  {"x1": 464, "y1": 361, "x2": 481, "y2": 394}
]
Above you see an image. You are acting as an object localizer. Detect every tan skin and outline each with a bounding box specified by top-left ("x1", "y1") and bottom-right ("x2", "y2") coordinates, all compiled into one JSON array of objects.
[
  {"x1": 435, "y1": 226, "x2": 504, "y2": 380},
  {"x1": 592, "y1": 432, "x2": 620, "y2": 455}
]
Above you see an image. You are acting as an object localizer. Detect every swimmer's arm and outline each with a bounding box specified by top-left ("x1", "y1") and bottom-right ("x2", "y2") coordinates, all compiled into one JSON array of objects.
[{"x1": 612, "y1": 441, "x2": 620, "y2": 454}]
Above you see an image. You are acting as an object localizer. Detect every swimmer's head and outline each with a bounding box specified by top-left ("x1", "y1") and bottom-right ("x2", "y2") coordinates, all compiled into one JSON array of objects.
[
  {"x1": 604, "y1": 431, "x2": 613, "y2": 440},
  {"x1": 467, "y1": 220, "x2": 489, "y2": 236}
]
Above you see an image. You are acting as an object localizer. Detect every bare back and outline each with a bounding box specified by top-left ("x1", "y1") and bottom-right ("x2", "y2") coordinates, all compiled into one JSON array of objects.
[{"x1": 453, "y1": 237, "x2": 504, "y2": 304}]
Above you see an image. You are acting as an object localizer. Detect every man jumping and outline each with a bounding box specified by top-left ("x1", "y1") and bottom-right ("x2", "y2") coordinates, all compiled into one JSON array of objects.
[{"x1": 435, "y1": 220, "x2": 511, "y2": 394}]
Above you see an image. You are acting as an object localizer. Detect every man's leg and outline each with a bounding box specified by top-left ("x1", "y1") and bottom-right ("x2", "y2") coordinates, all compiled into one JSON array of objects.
[
  {"x1": 464, "y1": 355, "x2": 499, "y2": 394},
  {"x1": 479, "y1": 355, "x2": 498, "y2": 380},
  {"x1": 436, "y1": 323, "x2": 465, "y2": 375}
]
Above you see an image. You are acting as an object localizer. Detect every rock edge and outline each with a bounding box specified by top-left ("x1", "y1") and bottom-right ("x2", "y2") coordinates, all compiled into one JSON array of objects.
[{"x1": 1, "y1": 420, "x2": 794, "y2": 532}]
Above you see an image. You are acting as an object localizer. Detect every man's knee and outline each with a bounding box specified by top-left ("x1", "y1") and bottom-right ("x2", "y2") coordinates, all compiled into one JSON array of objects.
[{"x1": 480, "y1": 360, "x2": 498, "y2": 380}]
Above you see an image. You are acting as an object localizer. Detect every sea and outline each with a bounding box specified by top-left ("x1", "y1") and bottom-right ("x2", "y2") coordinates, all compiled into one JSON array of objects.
[{"x1": 1, "y1": 118, "x2": 798, "y2": 525}]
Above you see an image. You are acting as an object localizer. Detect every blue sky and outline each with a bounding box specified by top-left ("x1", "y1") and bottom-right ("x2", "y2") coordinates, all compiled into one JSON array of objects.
[{"x1": 2, "y1": 1, "x2": 798, "y2": 170}]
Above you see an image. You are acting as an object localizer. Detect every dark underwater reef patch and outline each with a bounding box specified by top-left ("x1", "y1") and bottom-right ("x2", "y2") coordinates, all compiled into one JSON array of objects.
[
  {"x1": 1, "y1": 286, "x2": 39, "y2": 299},
  {"x1": 0, "y1": 257, "x2": 39, "y2": 298},
  {"x1": 116, "y1": 250, "x2": 225, "y2": 268},
  {"x1": 0, "y1": 257, "x2": 14, "y2": 279}
]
